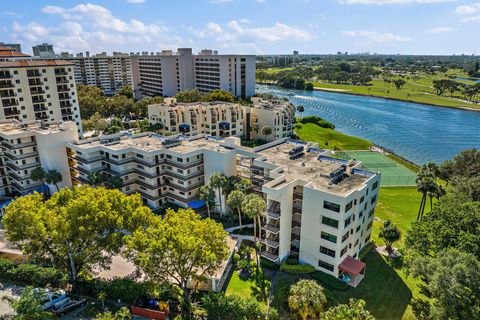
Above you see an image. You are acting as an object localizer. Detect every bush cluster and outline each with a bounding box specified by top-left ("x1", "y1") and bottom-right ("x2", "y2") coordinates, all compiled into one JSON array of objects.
[
  {"x1": 279, "y1": 262, "x2": 315, "y2": 274},
  {"x1": 76, "y1": 277, "x2": 153, "y2": 304},
  {"x1": 0, "y1": 258, "x2": 68, "y2": 288},
  {"x1": 300, "y1": 116, "x2": 335, "y2": 129},
  {"x1": 260, "y1": 257, "x2": 280, "y2": 270}
]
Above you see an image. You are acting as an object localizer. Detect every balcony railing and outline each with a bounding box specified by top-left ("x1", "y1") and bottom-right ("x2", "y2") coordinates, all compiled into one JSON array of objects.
[
  {"x1": 263, "y1": 223, "x2": 280, "y2": 233},
  {"x1": 261, "y1": 251, "x2": 279, "y2": 262}
]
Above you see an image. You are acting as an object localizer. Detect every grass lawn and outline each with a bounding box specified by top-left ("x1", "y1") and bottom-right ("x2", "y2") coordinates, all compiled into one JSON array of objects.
[
  {"x1": 224, "y1": 269, "x2": 268, "y2": 310},
  {"x1": 295, "y1": 122, "x2": 373, "y2": 150}
]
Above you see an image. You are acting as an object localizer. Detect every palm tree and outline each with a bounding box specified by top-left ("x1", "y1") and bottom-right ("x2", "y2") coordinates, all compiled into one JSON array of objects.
[
  {"x1": 199, "y1": 185, "x2": 215, "y2": 217},
  {"x1": 242, "y1": 194, "x2": 266, "y2": 262},
  {"x1": 227, "y1": 189, "x2": 245, "y2": 226},
  {"x1": 379, "y1": 220, "x2": 401, "y2": 253},
  {"x1": 261, "y1": 125, "x2": 273, "y2": 142},
  {"x1": 208, "y1": 172, "x2": 227, "y2": 215},
  {"x1": 415, "y1": 164, "x2": 438, "y2": 220},
  {"x1": 45, "y1": 169, "x2": 62, "y2": 192},
  {"x1": 297, "y1": 105, "x2": 305, "y2": 118},
  {"x1": 87, "y1": 171, "x2": 105, "y2": 187},
  {"x1": 288, "y1": 279, "x2": 327, "y2": 320}
]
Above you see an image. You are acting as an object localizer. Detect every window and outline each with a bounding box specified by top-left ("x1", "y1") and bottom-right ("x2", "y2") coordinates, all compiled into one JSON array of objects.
[
  {"x1": 359, "y1": 196, "x2": 365, "y2": 204},
  {"x1": 321, "y1": 232, "x2": 337, "y2": 243},
  {"x1": 344, "y1": 216, "x2": 352, "y2": 228},
  {"x1": 367, "y1": 221, "x2": 373, "y2": 230},
  {"x1": 371, "y1": 195, "x2": 377, "y2": 204},
  {"x1": 136, "y1": 153, "x2": 144, "y2": 159},
  {"x1": 372, "y1": 181, "x2": 378, "y2": 190},
  {"x1": 342, "y1": 231, "x2": 349, "y2": 243},
  {"x1": 322, "y1": 216, "x2": 338, "y2": 229},
  {"x1": 359, "y1": 211, "x2": 363, "y2": 218},
  {"x1": 319, "y1": 246, "x2": 336, "y2": 258},
  {"x1": 345, "y1": 201, "x2": 353, "y2": 212},
  {"x1": 368, "y1": 209, "x2": 375, "y2": 218},
  {"x1": 356, "y1": 225, "x2": 361, "y2": 233},
  {"x1": 364, "y1": 234, "x2": 371, "y2": 243},
  {"x1": 318, "y1": 260, "x2": 334, "y2": 272},
  {"x1": 323, "y1": 201, "x2": 340, "y2": 213},
  {"x1": 341, "y1": 246, "x2": 347, "y2": 256},
  {"x1": 355, "y1": 239, "x2": 359, "y2": 247}
]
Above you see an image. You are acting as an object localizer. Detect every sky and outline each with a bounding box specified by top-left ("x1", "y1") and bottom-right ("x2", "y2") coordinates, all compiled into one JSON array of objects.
[{"x1": 1, "y1": 0, "x2": 479, "y2": 56}]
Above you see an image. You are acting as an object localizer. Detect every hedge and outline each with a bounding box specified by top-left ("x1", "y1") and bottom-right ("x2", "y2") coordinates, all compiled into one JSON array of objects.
[
  {"x1": 279, "y1": 262, "x2": 315, "y2": 274},
  {"x1": 0, "y1": 258, "x2": 68, "y2": 288},
  {"x1": 76, "y1": 277, "x2": 154, "y2": 304},
  {"x1": 260, "y1": 257, "x2": 280, "y2": 270},
  {"x1": 300, "y1": 116, "x2": 335, "y2": 129}
]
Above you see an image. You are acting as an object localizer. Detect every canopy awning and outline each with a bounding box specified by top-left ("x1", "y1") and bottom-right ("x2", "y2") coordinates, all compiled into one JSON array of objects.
[
  {"x1": 338, "y1": 256, "x2": 366, "y2": 275},
  {"x1": 26, "y1": 184, "x2": 49, "y2": 195},
  {"x1": 179, "y1": 124, "x2": 190, "y2": 129},
  {"x1": 219, "y1": 121, "x2": 230, "y2": 128},
  {"x1": 187, "y1": 199, "x2": 205, "y2": 209}
]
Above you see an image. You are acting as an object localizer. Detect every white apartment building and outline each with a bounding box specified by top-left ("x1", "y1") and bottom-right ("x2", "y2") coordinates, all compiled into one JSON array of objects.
[
  {"x1": 0, "y1": 47, "x2": 83, "y2": 136},
  {"x1": 246, "y1": 97, "x2": 296, "y2": 142},
  {"x1": 0, "y1": 120, "x2": 78, "y2": 196},
  {"x1": 148, "y1": 98, "x2": 244, "y2": 138},
  {"x1": 130, "y1": 48, "x2": 255, "y2": 99},
  {"x1": 66, "y1": 133, "x2": 379, "y2": 281},
  {"x1": 71, "y1": 52, "x2": 132, "y2": 95}
]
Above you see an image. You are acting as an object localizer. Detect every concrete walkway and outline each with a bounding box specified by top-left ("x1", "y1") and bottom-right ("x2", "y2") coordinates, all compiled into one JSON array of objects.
[{"x1": 224, "y1": 224, "x2": 253, "y2": 233}]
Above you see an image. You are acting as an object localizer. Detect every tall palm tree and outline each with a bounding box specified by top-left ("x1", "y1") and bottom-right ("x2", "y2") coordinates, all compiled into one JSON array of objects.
[
  {"x1": 261, "y1": 125, "x2": 273, "y2": 142},
  {"x1": 227, "y1": 189, "x2": 245, "y2": 226},
  {"x1": 415, "y1": 164, "x2": 439, "y2": 220},
  {"x1": 288, "y1": 279, "x2": 327, "y2": 320},
  {"x1": 208, "y1": 172, "x2": 227, "y2": 215},
  {"x1": 45, "y1": 169, "x2": 62, "y2": 192},
  {"x1": 199, "y1": 185, "x2": 215, "y2": 218},
  {"x1": 242, "y1": 194, "x2": 266, "y2": 263},
  {"x1": 30, "y1": 167, "x2": 47, "y2": 197}
]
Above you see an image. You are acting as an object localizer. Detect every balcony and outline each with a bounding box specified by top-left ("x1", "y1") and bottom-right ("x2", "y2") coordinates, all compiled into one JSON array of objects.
[
  {"x1": 28, "y1": 79, "x2": 43, "y2": 86},
  {"x1": 57, "y1": 85, "x2": 69, "y2": 92},
  {"x1": 0, "y1": 91, "x2": 16, "y2": 98},
  {"x1": 33, "y1": 105, "x2": 48, "y2": 112},
  {"x1": 263, "y1": 223, "x2": 280, "y2": 233},
  {"x1": 0, "y1": 73, "x2": 12, "y2": 79},
  {"x1": 56, "y1": 77, "x2": 69, "y2": 84},
  {"x1": 58, "y1": 94, "x2": 71, "y2": 100},
  {"x1": 30, "y1": 88, "x2": 45, "y2": 95},
  {"x1": 61, "y1": 110, "x2": 73, "y2": 116},
  {"x1": 55, "y1": 70, "x2": 68, "y2": 76},
  {"x1": 0, "y1": 82, "x2": 14, "y2": 89},
  {"x1": 261, "y1": 250, "x2": 279, "y2": 262},
  {"x1": 27, "y1": 71, "x2": 41, "y2": 78},
  {"x1": 35, "y1": 113, "x2": 48, "y2": 120},
  {"x1": 265, "y1": 236, "x2": 279, "y2": 248},
  {"x1": 293, "y1": 192, "x2": 303, "y2": 200},
  {"x1": 60, "y1": 102, "x2": 72, "y2": 108},
  {"x1": 32, "y1": 97, "x2": 46, "y2": 104}
]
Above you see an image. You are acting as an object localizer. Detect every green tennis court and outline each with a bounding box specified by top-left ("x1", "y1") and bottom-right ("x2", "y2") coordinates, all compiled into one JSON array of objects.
[{"x1": 335, "y1": 151, "x2": 417, "y2": 186}]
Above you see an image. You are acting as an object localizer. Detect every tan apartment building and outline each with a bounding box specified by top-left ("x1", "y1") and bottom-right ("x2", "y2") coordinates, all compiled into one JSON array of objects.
[
  {"x1": 0, "y1": 47, "x2": 83, "y2": 136},
  {"x1": 147, "y1": 98, "x2": 244, "y2": 138},
  {"x1": 130, "y1": 48, "x2": 255, "y2": 99},
  {"x1": 0, "y1": 120, "x2": 78, "y2": 196},
  {"x1": 71, "y1": 52, "x2": 132, "y2": 95}
]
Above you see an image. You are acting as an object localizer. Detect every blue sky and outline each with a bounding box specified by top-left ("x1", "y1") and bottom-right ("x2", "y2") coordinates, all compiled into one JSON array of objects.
[{"x1": 1, "y1": 0, "x2": 479, "y2": 55}]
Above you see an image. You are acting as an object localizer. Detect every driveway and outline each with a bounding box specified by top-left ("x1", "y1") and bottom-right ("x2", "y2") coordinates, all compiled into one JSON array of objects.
[{"x1": 0, "y1": 282, "x2": 23, "y2": 317}]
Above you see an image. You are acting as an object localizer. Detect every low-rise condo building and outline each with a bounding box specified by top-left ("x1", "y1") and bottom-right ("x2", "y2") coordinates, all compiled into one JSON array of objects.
[
  {"x1": 0, "y1": 120, "x2": 78, "y2": 196},
  {"x1": 147, "y1": 98, "x2": 244, "y2": 138}
]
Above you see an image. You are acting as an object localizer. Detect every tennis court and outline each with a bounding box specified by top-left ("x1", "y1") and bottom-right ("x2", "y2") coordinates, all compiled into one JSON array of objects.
[{"x1": 335, "y1": 151, "x2": 417, "y2": 186}]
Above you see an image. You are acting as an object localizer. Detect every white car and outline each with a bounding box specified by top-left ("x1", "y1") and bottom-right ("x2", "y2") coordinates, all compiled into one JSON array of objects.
[{"x1": 36, "y1": 289, "x2": 68, "y2": 310}]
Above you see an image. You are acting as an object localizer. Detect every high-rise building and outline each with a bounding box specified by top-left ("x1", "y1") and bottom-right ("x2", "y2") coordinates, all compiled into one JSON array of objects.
[
  {"x1": 130, "y1": 48, "x2": 255, "y2": 99},
  {"x1": 0, "y1": 47, "x2": 83, "y2": 136},
  {"x1": 32, "y1": 43, "x2": 55, "y2": 58},
  {"x1": 70, "y1": 52, "x2": 132, "y2": 95},
  {"x1": 0, "y1": 120, "x2": 78, "y2": 196},
  {"x1": 0, "y1": 43, "x2": 22, "y2": 53}
]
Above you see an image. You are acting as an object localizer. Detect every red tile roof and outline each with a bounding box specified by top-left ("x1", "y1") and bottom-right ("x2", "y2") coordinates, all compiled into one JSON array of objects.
[
  {"x1": 338, "y1": 256, "x2": 366, "y2": 275},
  {"x1": 0, "y1": 60, "x2": 73, "y2": 68}
]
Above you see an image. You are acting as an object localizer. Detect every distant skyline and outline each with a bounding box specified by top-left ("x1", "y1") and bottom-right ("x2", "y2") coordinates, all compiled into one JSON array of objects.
[{"x1": 1, "y1": 0, "x2": 480, "y2": 55}]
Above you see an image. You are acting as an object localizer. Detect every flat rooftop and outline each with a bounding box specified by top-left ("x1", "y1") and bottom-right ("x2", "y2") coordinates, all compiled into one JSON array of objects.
[
  {"x1": 259, "y1": 141, "x2": 372, "y2": 195},
  {"x1": 70, "y1": 133, "x2": 231, "y2": 154},
  {"x1": 151, "y1": 101, "x2": 242, "y2": 110},
  {"x1": 0, "y1": 120, "x2": 74, "y2": 137}
]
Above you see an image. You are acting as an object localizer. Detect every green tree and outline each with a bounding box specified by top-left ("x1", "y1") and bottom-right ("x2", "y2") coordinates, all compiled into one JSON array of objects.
[
  {"x1": 201, "y1": 293, "x2": 270, "y2": 320},
  {"x1": 125, "y1": 208, "x2": 229, "y2": 318},
  {"x1": 199, "y1": 185, "x2": 216, "y2": 217},
  {"x1": 118, "y1": 85, "x2": 133, "y2": 99},
  {"x1": 409, "y1": 249, "x2": 480, "y2": 320},
  {"x1": 209, "y1": 172, "x2": 228, "y2": 215},
  {"x1": 297, "y1": 105, "x2": 305, "y2": 117},
  {"x1": 288, "y1": 279, "x2": 327, "y2": 320},
  {"x1": 415, "y1": 164, "x2": 438, "y2": 220},
  {"x1": 261, "y1": 125, "x2": 273, "y2": 141},
  {"x1": 378, "y1": 220, "x2": 401, "y2": 253},
  {"x1": 227, "y1": 189, "x2": 245, "y2": 226},
  {"x1": 242, "y1": 194, "x2": 266, "y2": 261},
  {"x1": 1, "y1": 286, "x2": 54, "y2": 320},
  {"x1": 321, "y1": 299, "x2": 374, "y2": 320},
  {"x1": 30, "y1": 167, "x2": 46, "y2": 185},
  {"x1": 393, "y1": 79, "x2": 406, "y2": 90},
  {"x1": 78, "y1": 85, "x2": 105, "y2": 119},
  {"x1": 44, "y1": 169, "x2": 62, "y2": 192},
  {"x1": 175, "y1": 88, "x2": 204, "y2": 103},
  {"x1": 83, "y1": 112, "x2": 108, "y2": 135},
  {"x1": 93, "y1": 307, "x2": 131, "y2": 320},
  {"x1": 3, "y1": 186, "x2": 153, "y2": 287},
  {"x1": 205, "y1": 89, "x2": 235, "y2": 102}
]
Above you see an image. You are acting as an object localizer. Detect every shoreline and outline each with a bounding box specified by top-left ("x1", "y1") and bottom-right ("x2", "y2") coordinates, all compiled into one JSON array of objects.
[{"x1": 256, "y1": 82, "x2": 480, "y2": 113}]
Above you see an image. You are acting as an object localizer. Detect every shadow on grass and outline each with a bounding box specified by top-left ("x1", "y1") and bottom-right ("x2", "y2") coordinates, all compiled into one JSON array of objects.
[{"x1": 332, "y1": 251, "x2": 412, "y2": 320}]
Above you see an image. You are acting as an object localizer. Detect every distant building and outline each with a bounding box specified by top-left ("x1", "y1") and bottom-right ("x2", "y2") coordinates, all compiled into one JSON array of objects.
[
  {"x1": 70, "y1": 52, "x2": 132, "y2": 95},
  {"x1": 130, "y1": 48, "x2": 255, "y2": 99},
  {"x1": 293, "y1": 51, "x2": 299, "y2": 56},
  {"x1": 0, "y1": 43, "x2": 21, "y2": 53},
  {"x1": 32, "y1": 43, "x2": 55, "y2": 58}
]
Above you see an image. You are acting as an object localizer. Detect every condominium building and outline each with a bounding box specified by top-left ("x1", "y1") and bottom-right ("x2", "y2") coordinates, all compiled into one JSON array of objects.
[
  {"x1": 0, "y1": 49, "x2": 83, "y2": 136},
  {"x1": 0, "y1": 120, "x2": 78, "y2": 196},
  {"x1": 0, "y1": 43, "x2": 22, "y2": 53},
  {"x1": 130, "y1": 48, "x2": 255, "y2": 99},
  {"x1": 147, "y1": 98, "x2": 244, "y2": 137},
  {"x1": 66, "y1": 133, "x2": 379, "y2": 281},
  {"x1": 246, "y1": 97, "x2": 296, "y2": 141},
  {"x1": 147, "y1": 98, "x2": 294, "y2": 141},
  {"x1": 71, "y1": 52, "x2": 132, "y2": 95},
  {"x1": 32, "y1": 43, "x2": 55, "y2": 58}
]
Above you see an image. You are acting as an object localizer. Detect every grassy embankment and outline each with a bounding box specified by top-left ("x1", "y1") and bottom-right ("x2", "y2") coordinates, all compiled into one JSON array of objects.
[{"x1": 261, "y1": 68, "x2": 480, "y2": 110}]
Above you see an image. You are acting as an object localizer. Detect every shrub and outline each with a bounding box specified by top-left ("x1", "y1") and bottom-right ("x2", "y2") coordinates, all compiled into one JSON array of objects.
[
  {"x1": 260, "y1": 257, "x2": 280, "y2": 270},
  {"x1": 285, "y1": 257, "x2": 298, "y2": 265},
  {"x1": 304, "y1": 82, "x2": 314, "y2": 91},
  {"x1": 6, "y1": 263, "x2": 68, "y2": 287},
  {"x1": 310, "y1": 271, "x2": 349, "y2": 290},
  {"x1": 76, "y1": 277, "x2": 153, "y2": 304},
  {"x1": 0, "y1": 258, "x2": 15, "y2": 274},
  {"x1": 280, "y1": 262, "x2": 315, "y2": 274},
  {"x1": 300, "y1": 116, "x2": 335, "y2": 129}
]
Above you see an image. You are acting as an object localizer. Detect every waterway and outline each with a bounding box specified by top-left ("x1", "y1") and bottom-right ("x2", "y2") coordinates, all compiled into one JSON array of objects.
[{"x1": 256, "y1": 84, "x2": 480, "y2": 164}]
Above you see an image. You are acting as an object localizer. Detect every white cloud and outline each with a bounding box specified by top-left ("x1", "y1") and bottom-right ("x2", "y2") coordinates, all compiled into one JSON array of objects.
[
  {"x1": 127, "y1": 0, "x2": 146, "y2": 3},
  {"x1": 226, "y1": 20, "x2": 314, "y2": 42},
  {"x1": 210, "y1": 0, "x2": 234, "y2": 4},
  {"x1": 428, "y1": 26, "x2": 454, "y2": 33},
  {"x1": 340, "y1": 0, "x2": 457, "y2": 4},
  {"x1": 342, "y1": 30, "x2": 411, "y2": 42},
  {"x1": 256, "y1": 0, "x2": 266, "y2": 3},
  {"x1": 206, "y1": 22, "x2": 223, "y2": 33},
  {"x1": 454, "y1": 2, "x2": 480, "y2": 14}
]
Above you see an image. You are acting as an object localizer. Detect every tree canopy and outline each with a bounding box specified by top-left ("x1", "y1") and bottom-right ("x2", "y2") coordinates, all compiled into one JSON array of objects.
[
  {"x1": 320, "y1": 299, "x2": 374, "y2": 320},
  {"x1": 288, "y1": 279, "x2": 327, "y2": 320},
  {"x1": 1, "y1": 287, "x2": 54, "y2": 320}
]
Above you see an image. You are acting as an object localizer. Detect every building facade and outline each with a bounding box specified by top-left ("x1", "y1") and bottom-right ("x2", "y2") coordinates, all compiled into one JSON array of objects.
[
  {"x1": 148, "y1": 98, "x2": 244, "y2": 138},
  {"x1": 71, "y1": 52, "x2": 132, "y2": 95},
  {"x1": 32, "y1": 43, "x2": 55, "y2": 58},
  {"x1": 0, "y1": 120, "x2": 78, "y2": 196},
  {"x1": 130, "y1": 48, "x2": 255, "y2": 99},
  {"x1": 0, "y1": 43, "x2": 22, "y2": 53},
  {"x1": 0, "y1": 54, "x2": 83, "y2": 136}
]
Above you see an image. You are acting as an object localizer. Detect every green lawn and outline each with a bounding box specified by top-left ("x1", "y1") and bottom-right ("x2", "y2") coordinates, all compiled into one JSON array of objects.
[
  {"x1": 224, "y1": 269, "x2": 268, "y2": 310},
  {"x1": 295, "y1": 122, "x2": 373, "y2": 150}
]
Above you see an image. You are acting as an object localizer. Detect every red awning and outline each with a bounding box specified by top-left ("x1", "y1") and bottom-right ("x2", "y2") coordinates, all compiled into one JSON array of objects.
[{"x1": 338, "y1": 256, "x2": 366, "y2": 275}]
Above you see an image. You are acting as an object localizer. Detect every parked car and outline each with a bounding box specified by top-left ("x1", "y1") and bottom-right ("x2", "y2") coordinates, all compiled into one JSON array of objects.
[
  {"x1": 52, "y1": 298, "x2": 87, "y2": 317},
  {"x1": 35, "y1": 289, "x2": 67, "y2": 310}
]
